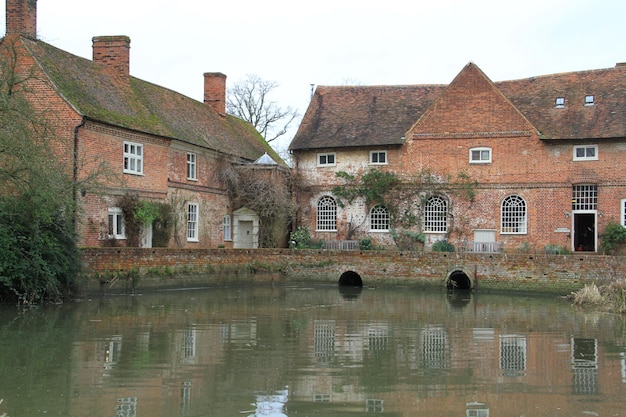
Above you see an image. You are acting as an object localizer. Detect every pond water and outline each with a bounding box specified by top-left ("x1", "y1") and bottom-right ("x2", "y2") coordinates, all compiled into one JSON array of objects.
[{"x1": 0, "y1": 283, "x2": 625, "y2": 417}]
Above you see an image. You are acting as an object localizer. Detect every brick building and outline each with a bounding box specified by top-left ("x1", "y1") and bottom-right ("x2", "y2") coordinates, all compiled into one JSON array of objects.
[
  {"x1": 2, "y1": 0, "x2": 284, "y2": 249},
  {"x1": 289, "y1": 61, "x2": 626, "y2": 253}
]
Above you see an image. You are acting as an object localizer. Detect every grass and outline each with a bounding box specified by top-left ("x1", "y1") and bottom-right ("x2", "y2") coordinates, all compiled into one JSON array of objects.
[{"x1": 569, "y1": 280, "x2": 626, "y2": 314}]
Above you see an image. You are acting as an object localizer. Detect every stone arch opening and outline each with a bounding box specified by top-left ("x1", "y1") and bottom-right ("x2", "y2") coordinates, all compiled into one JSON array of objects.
[
  {"x1": 338, "y1": 270, "x2": 363, "y2": 287},
  {"x1": 446, "y1": 269, "x2": 473, "y2": 291}
]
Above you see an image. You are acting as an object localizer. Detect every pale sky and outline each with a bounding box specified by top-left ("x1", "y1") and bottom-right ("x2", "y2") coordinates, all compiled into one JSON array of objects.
[{"x1": 2, "y1": 0, "x2": 625, "y2": 155}]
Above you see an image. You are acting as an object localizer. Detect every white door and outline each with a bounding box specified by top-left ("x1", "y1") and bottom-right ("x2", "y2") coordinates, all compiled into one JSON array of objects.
[
  {"x1": 239, "y1": 221, "x2": 254, "y2": 249},
  {"x1": 140, "y1": 224, "x2": 153, "y2": 248}
]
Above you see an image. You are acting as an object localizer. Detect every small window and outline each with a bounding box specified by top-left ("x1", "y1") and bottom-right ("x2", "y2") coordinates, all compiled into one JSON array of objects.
[
  {"x1": 370, "y1": 151, "x2": 387, "y2": 165},
  {"x1": 187, "y1": 153, "x2": 197, "y2": 180},
  {"x1": 621, "y1": 199, "x2": 626, "y2": 228},
  {"x1": 123, "y1": 141, "x2": 143, "y2": 175},
  {"x1": 107, "y1": 207, "x2": 125, "y2": 239},
  {"x1": 369, "y1": 205, "x2": 389, "y2": 231},
  {"x1": 317, "y1": 153, "x2": 336, "y2": 166},
  {"x1": 585, "y1": 95, "x2": 595, "y2": 106},
  {"x1": 573, "y1": 145, "x2": 598, "y2": 161},
  {"x1": 469, "y1": 147, "x2": 492, "y2": 164},
  {"x1": 187, "y1": 203, "x2": 199, "y2": 242},
  {"x1": 223, "y1": 215, "x2": 232, "y2": 241},
  {"x1": 555, "y1": 97, "x2": 565, "y2": 108}
]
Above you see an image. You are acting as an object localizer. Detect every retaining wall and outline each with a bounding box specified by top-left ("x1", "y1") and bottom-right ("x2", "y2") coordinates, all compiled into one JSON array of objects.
[{"x1": 79, "y1": 248, "x2": 626, "y2": 295}]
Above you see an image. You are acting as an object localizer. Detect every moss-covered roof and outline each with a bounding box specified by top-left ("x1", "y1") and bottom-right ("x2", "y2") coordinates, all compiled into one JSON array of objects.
[{"x1": 21, "y1": 37, "x2": 280, "y2": 163}]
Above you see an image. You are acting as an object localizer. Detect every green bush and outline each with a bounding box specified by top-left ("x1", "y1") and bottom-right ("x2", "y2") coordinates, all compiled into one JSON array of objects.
[
  {"x1": 290, "y1": 226, "x2": 312, "y2": 249},
  {"x1": 359, "y1": 238, "x2": 373, "y2": 250},
  {"x1": 432, "y1": 239, "x2": 455, "y2": 252},
  {"x1": 600, "y1": 222, "x2": 626, "y2": 255}
]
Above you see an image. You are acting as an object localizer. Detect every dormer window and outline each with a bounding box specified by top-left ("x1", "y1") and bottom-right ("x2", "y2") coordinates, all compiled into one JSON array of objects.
[
  {"x1": 585, "y1": 95, "x2": 595, "y2": 106},
  {"x1": 555, "y1": 97, "x2": 565, "y2": 108}
]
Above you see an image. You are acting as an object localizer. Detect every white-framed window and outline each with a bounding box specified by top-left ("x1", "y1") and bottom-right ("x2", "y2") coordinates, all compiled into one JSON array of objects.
[
  {"x1": 469, "y1": 147, "x2": 492, "y2": 164},
  {"x1": 369, "y1": 205, "x2": 389, "y2": 231},
  {"x1": 621, "y1": 199, "x2": 626, "y2": 227},
  {"x1": 555, "y1": 97, "x2": 565, "y2": 108},
  {"x1": 572, "y1": 184, "x2": 597, "y2": 210},
  {"x1": 369, "y1": 151, "x2": 387, "y2": 165},
  {"x1": 223, "y1": 215, "x2": 232, "y2": 241},
  {"x1": 123, "y1": 141, "x2": 143, "y2": 175},
  {"x1": 316, "y1": 195, "x2": 337, "y2": 231},
  {"x1": 187, "y1": 203, "x2": 199, "y2": 242},
  {"x1": 424, "y1": 196, "x2": 447, "y2": 233},
  {"x1": 107, "y1": 207, "x2": 125, "y2": 239},
  {"x1": 187, "y1": 152, "x2": 197, "y2": 180},
  {"x1": 317, "y1": 153, "x2": 336, "y2": 167},
  {"x1": 501, "y1": 195, "x2": 527, "y2": 234},
  {"x1": 584, "y1": 95, "x2": 595, "y2": 106},
  {"x1": 573, "y1": 145, "x2": 598, "y2": 161}
]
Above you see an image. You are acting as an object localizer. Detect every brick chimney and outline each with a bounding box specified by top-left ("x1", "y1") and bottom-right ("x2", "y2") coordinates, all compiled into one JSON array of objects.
[
  {"x1": 6, "y1": 0, "x2": 37, "y2": 39},
  {"x1": 92, "y1": 36, "x2": 131, "y2": 82},
  {"x1": 204, "y1": 72, "x2": 226, "y2": 114}
]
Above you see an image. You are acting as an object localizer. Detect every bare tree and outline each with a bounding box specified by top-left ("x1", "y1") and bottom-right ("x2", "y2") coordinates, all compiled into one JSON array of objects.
[{"x1": 226, "y1": 74, "x2": 300, "y2": 143}]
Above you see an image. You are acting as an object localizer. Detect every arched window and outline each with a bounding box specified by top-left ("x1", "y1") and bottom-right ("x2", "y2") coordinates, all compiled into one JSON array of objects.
[
  {"x1": 317, "y1": 196, "x2": 337, "y2": 231},
  {"x1": 424, "y1": 196, "x2": 447, "y2": 232},
  {"x1": 501, "y1": 195, "x2": 527, "y2": 234},
  {"x1": 370, "y1": 205, "x2": 389, "y2": 231}
]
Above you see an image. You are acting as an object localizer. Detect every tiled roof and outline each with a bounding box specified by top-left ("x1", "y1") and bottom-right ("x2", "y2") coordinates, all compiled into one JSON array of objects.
[
  {"x1": 290, "y1": 63, "x2": 626, "y2": 151},
  {"x1": 21, "y1": 37, "x2": 278, "y2": 162},
  {"x1": 289, "y1": 84, "x2": 446, "y2": 150},
  {"x1": 496, "y1": 65, "x2": 626, "y2": 140}
]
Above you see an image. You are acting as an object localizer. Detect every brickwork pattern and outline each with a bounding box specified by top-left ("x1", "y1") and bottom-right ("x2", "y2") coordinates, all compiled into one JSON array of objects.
[{"x1": 79, "y1": 248, "x2": 626, "y2": 295}]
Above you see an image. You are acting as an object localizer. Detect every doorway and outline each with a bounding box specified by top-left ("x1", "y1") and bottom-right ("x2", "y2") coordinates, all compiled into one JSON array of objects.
[
  {"x1": 573, "y1": 213, "x2": 596, "y2": 252},
  {"x1": 238, "y1": 221, "x2": 254, "y2": 249}
]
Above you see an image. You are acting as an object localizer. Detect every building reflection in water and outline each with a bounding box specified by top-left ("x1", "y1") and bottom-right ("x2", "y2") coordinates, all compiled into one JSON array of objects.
[{"x1": 53, "y1": 287, "x2": 626, "y2": 417}]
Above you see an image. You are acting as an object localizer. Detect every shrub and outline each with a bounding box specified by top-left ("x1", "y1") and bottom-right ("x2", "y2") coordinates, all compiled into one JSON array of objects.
[
  {"x1": 544, "y1": 244, "x2": 570, "y2": 255},
  {"x1": 391, "y1": 229, "x2": 425, "y2": 251},
  {"x1": 359, "y1": 238, "x2": 373, "y2": 250},
  {"x1": 600, "y1": 222, "x2": 626, "y2": 255},
  {"x1": 432, "y1": 239, "x2": 455, "y2": 252},
  {"x1": 289, "y1": 226, "x2": 312, "y2": 249}
]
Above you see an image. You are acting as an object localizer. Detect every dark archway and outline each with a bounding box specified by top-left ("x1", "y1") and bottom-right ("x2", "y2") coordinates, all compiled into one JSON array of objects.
[
  {"x1": 338, "y1": 270, "x2": 363, "y2": 287},
  {"x1": 446, "y1": 269, "x2": 472, "y2": 291}
]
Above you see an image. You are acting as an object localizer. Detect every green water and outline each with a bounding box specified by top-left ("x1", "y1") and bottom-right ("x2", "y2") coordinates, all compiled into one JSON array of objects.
[{"x1": 0, "y1": 284, "x2": 625, "y2": 417}]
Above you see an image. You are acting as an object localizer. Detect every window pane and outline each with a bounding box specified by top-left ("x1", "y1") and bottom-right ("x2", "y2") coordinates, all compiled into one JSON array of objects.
[
  {"x1": 501, "y1": 195, "x2": 526, "y2": 234},
  {"x1": 424, "y1": 197, "x2": 447, "y2": 232},
  {"x1": 370, "y1": 205, "x2": 389, "y2": 231},
  {"x1": 317, "y1": 196, "x2": 337, "y2": 231},
  {"x1": 327, "y1": 154, "x2": 335, "y2": 164}
]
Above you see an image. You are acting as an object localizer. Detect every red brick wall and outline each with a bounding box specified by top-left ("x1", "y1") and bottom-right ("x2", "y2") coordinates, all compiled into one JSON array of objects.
[{"x1": 79, "y1": 247, "x2": 625, "y2": 295}]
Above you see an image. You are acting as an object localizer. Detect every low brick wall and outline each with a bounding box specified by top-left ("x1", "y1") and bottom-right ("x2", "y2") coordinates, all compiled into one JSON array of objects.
[{"x1": 79, "y1": 248, "x2": 626, "y2": 295}]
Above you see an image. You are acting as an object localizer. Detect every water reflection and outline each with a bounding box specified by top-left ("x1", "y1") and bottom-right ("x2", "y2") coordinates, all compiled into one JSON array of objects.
[{"x1": 0, "y1": 285, "x2": 625, "y2": 417}]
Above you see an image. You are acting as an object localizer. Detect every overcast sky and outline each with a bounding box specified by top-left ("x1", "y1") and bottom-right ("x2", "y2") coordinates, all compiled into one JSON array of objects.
[{"x1": 2, "y1": 0, "x2": 625, "y2": 154}]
